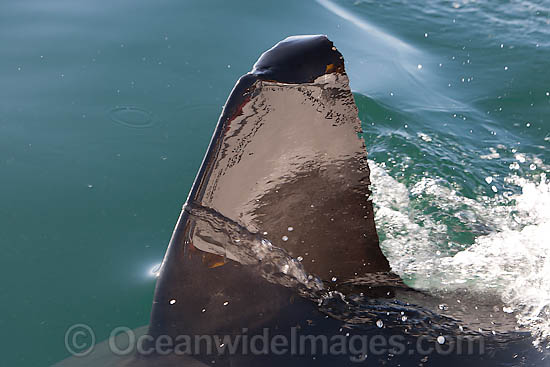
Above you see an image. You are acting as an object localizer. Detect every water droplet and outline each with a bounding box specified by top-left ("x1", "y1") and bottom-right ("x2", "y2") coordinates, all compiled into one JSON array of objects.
[
  {"x1": 227, "y1": 64, "x2": 231, "y2": 68},
  {"x1": 331, "y1": 277, "x2": 337, "y2": 282},
  {"x1": 376, "y1": 320, "x2": 384, "y2": 328},
  {"x1": 287, "y1": 226, "x2": 294, "y2": 232},
  {"x1": 529, "y1": 164, "x2": 536, "y2": 170},
  {"x1": 223, "y1": 301, "x2": 229, "y2": 306},
  {"x1": 526, "y1": 122, "x2": 531, "y2": 127},
  {"x1": 87, "y1": 184, "x2": 93, "y2": 189},
  {"x1": 201, "y1": 308, "x2": 206, "y2": 313},
  {"x1": 417, "y1": 64, "x2": 423, "y2": 69},
  {"x1": 169, "y1": 299, "x2": 176, "y2": 305},
  {"x1": 437, "y1": 336, "x2": 445, "y2": 344},
  {"x1": 401, "y1": 315, "x2": 408, "y2": 322},
  {"x1": 504, "y1": 66, "x2": 508, "y2": 70},
  {"x1": 297, "y1": 256, "x2": 303, "y2": 262},
  {"x1": 424, "y1": 33, "x2": 428, "y2": 38},
  {"x1": 485, "y1": 177, "x2": 493, "y2": 184},
  {"x1": 491, "y1": 185, "x2": 498, "y2": 193},
  {"x1": 282, "y1": 236, "x2": 289, "y2": 242}
]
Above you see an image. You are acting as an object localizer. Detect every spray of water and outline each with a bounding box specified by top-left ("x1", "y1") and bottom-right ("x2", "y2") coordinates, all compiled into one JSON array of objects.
[{"x1": 370, "y1": 157, "x2": 550, "y2": 348}]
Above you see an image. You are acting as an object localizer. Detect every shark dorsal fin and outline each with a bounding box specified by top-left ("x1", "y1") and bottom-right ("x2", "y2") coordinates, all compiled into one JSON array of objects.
[{"x1": 149, "y1": 35, "x2": 391, "y2": 342}]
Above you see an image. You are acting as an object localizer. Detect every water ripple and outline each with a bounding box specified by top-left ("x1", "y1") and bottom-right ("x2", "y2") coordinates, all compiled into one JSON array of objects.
[{"x1": 109, "y1": 106, "x2": 155, "y2": 128}]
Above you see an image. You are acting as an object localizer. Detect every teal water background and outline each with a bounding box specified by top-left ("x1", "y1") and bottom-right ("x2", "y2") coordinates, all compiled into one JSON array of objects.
[{"x1": 1, "y1": 0, "x2": 549, "y2": 365}]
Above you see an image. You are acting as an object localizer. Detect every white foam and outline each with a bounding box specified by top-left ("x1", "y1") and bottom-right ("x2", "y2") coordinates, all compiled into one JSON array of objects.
[{"x1": 369, "y1": 159, "x2": 550, "y2": 347}]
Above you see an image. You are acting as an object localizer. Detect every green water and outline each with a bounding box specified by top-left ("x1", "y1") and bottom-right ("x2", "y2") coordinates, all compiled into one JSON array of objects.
[{"x1": 1, "y1": 0, "x2": 549, "y2": 365}]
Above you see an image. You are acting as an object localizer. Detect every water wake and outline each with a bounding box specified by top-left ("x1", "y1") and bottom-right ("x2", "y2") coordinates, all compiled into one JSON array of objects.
[{"x1": 370, "y1": 159, "x2": 550, "y2": 348}]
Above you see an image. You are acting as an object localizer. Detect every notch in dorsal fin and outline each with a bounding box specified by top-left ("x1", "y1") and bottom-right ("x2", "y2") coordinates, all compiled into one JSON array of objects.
[{"x1": 149, "y1": 35, "x2": 391, "y2": 344}]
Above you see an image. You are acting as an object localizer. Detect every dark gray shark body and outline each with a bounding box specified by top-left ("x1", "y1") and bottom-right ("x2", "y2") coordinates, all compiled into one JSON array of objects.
[{"x1": 55, "y1": 35, "x2": 540, "y2": 367}]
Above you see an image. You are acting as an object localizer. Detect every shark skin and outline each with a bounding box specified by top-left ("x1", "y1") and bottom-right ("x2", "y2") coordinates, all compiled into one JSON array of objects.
[{"x1": 54, "y1": 36, "x2": 537, "y2": 367}]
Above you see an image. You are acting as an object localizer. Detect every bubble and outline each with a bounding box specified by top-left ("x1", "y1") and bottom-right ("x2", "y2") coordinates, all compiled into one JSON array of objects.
[
  {"x1": 437, "y1": 336, "x2": 445, "y2": 344},
  {"x1": 515, "y1": 154, "x2": 526, "y2": 163},
  {"x1": 297, "y1": 256, "x2": 303, "y2": 262},
  {"x1": 331, "y1": 277, "x2": 337, "y2": 282},
  {"x1": 530, "y1": 164, "x2": 537, "y2": 170},
  {"x1": 417, "y1": 64, "x2": 423, "y2": 70},
  {"x1": 376, "y1": 320, "x2": 384, "y2": 328},
  {"x1": 401, "y1": 315, "x2": 408, "y2": 322},
  {"x1": 491, "y1": 185, "x2": 498, "y2": 193},
  {"x1": 223, "y1": 301, "x2": 229, "y2": 306},
  {"x1": 485, "y1": 177, "x2": 493, "y2": 184},
  {"x1": 287, "y1": 227, "x2": 294, "y2": 232},
  {"x1": 282, "y1": 236, "x2": 289, "y2": 242},
  {"x1": 169, "y1": 299, "x2": 176, "y2": 305}
]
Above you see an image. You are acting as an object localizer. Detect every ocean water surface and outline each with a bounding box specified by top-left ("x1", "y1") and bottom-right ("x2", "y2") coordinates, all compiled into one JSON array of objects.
[{"x1": 0, "y1": 0, "x2": 549, "y2": 366}]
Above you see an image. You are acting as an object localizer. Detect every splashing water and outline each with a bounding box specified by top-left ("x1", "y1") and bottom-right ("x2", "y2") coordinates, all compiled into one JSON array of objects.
[
  {"x1": 370, "y1": 159, "x2": 550, "y2": 348},
  {"x1": 184, "y1": 203, "x2": 325, "y2": 294}
]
